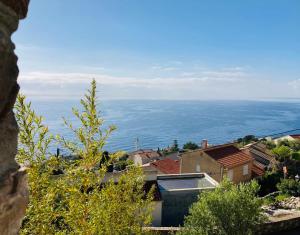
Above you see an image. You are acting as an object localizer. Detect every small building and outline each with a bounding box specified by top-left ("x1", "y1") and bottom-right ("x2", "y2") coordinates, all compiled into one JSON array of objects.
[
  {"x1": 252, "y1": 160, "x2": 266, "y2": 178},
  {"x1": 157, "y1": 173, "x2": 218, "y2": 226},
  {"x1": 163, "y1": 151, "x2": 181, "y2": 161},
  {"x1": 128, "y1": 149, "x2": 161, "y2": 165},
  {"x1": 103, "y1": 170, "x2": 218, "y2": 227},
  {"x1": 150, "y1": 158, "x2": 180, "y2": 174},
  {"x1": 242, "y1": 142, "x2": 277, "y2": 174},
  {"x1": 180, "y1": 143, "x2": 253, "y2": 184},
  {"x1": 103, "y1": 168, "x2": 163, "y2": 226},
  {"x1": 273, "y1": 134, "x2": 300, "y2": 144}
]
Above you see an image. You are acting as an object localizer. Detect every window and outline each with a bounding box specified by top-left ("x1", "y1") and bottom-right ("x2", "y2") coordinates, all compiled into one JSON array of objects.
[
  {"x1": 196, "y1": 164, "x2": 201, "y2": 172},
  {"x1": 227, "y1": 169, "x2": 233, "y2": 181},
  {"x1": 243, "y1": 164, "x2": 249, "y2": 175}
]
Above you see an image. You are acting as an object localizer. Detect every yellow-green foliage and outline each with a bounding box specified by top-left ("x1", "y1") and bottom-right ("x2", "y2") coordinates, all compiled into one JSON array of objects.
[{"x1": 16, "y1": 80, "x2": 153, "y2": 235}]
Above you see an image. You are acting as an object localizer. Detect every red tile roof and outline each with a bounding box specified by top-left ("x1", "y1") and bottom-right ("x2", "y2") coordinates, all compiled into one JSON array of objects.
[
  {"x1": 150, "y1": 158, "x2": 180, "y2": 174},
  {"x1": 252, "y1": 161, "x2": 265, "y2": 177},
  {"x1": 204, "y1": 144, "x2": 253, "y2": 168},
  {"x1": 131, "y1": 149, "x2": 161, "y2": 159},
  {"x1": 290, "y1": 134, "x2": 300, "y2": 140}
]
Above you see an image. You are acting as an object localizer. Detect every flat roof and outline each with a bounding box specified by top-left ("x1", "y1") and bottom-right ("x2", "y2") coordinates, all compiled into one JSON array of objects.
[{"x1": 157, "y1": 173, "x2": 218, "y2": 191}]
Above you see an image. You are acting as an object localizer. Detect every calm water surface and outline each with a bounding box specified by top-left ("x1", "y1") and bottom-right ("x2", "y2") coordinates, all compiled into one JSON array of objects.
[{"x1": 29, "y1": 99, "x2": 300, "y2": 153}]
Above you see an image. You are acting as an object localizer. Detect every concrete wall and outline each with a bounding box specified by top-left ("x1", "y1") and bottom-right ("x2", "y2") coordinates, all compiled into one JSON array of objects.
[
  {"x1": 103, "y1": 168, "x2": 158, "y2": 182},
  {"x1": 152, "y1": 201, "x2": 162, "y2": 227},
  {"x1": 160, "y1": 189, "x2": 201, "y2": 226}
]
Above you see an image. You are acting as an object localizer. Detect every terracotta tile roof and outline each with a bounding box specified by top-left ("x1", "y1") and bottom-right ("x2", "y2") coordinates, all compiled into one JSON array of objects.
[
  {"x1": 252, "y1": 161, "x2": 265, "y2": 177},
  {"x1": 243, "y1": 143, "x2": 275, "y2": 167},
  {"x1": 290, "y1": 134, "x2": 300, "y2": 140},
  {"x1": 204, "y1": 144, "x2": 253, "y2": 168},
  {"x1": 150, "y1": 158, "x2": 180, "y2": 174},
  {"x1": 131, "y1": 149, "x2": 161, "y2": 160}
]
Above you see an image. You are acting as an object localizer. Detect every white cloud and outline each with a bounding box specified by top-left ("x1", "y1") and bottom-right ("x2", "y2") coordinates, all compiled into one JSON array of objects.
[
  {"x1": 18, "y1": 70, "x2": 300, "y2": 100},
  {"x1": 19, "y1": 70, "x2": 242, "y2": 87},
  {"x1": 151, "y1": 66, "x2": 178, "y2": 71},
  {"x1": 288, "y1": 79, "x2": 300, "y2": 90}
]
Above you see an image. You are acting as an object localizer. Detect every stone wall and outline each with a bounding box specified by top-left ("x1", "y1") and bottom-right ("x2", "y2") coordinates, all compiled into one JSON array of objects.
[
  {"x1": 145, "y1": 213, "x2": 300, "y2": 235},
  {"x1": 0, "y1": 1, "x2": 29, "y2": 234},
  {"x1": 257, "y1": 212, "x2": 300, "y2": 235}
]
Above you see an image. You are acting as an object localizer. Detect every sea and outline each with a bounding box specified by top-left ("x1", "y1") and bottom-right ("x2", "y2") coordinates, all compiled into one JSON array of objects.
[{"x1": 28, "y1": 98, "x2": 300, "y2": 154}]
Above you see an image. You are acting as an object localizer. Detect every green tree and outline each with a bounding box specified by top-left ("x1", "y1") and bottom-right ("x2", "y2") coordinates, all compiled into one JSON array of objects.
[
  {"x1": 277, "y1": 178, "x2": 300, "y2": 196},
  {"x1": 16, "y1": 80, "x2": 153, "y2": 235},
  {"x1": 183, "y1": 141, "x2": 199, "y2": 150},
  {"x1": 292, "y1": 152, "x2": 300, "y2": 161},
  {"x1": 170, "y1": 139, "x2": 179, "y2": 152},
  {"x1": 289, "y1": 140, "x2": 300, "y2": 152},
  {"x1": 276, "y1": 139, "x2": 300, "y2": 152},
  {"x1": 272, "y1": 145, "x2": 291, "y2": 161},
  {"x1": 179, "y1": 179, "x2": 265, "y2": 235},
  {"x1": 257, "y1": 171, "x2": 282, "y2": 196},
  {"x1": 237, "y1": 135, "x2": 258, "y2": 146}
]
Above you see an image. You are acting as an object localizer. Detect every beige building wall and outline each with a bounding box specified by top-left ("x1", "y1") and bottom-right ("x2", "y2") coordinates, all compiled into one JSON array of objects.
[
  {"x1": 274, "y1": 135, "x2": 296, "y2": 145},
  {"x1": 224, "y1": 161, "x2": 253, "y2": 184},
  {"x1": 180, "y1": 150, "x2": 223, "y2": 182}
]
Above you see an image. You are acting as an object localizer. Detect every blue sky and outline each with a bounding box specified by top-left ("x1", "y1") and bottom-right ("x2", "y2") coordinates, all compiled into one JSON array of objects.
[{"x1": 14, "y1": 0, "x2": 300, "y2": 100}]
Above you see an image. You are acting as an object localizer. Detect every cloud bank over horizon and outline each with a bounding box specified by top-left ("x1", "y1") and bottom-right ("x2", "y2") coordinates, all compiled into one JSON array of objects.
[{"x1": 19, "y1": 67, "x2": 300, "y2": 101}]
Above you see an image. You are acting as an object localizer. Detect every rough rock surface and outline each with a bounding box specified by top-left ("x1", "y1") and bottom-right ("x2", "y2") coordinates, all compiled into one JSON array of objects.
[
  {"x1": 0, "y1": 1, "x2": 30, "y2": 234},
  {"x1": 278, "y1": 196, "x2": 300, "y2": 210},
  {"x1": 0, "y1": 0, "x2": 29, "y2": 19}
]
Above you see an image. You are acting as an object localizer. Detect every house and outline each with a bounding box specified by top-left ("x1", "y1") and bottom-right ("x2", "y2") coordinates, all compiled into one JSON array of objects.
[
  {"x1": 163, "y1": 151, "x2": 181, "y2": 161},
  {"x1": 103, "y1": 169, "x2": 218, "y2": 227},
  {"x1": 180, "y1": 143, "x2": 253, "y2": 184},
  {"x1": 157, "y1": 173, "x2": 218, "y2": 226},
  {"x1": 150, "y1": 158, "x2": 180, "y2": 174},
  {"x1": 103, "y1": 168, "x2": 162, "y2": 226},
  {"x1": 242, "y1": 142, "x2": 277, "y2": 172},
  {"x1": 252, "y1": 161, "x2": 266, "y2": 178},
  {"x1": 274, "y1": 134, "x2": 300, "y2": 144},
  {"x1": 128, "y1": 149, "x2": 161, "y2": 165}
]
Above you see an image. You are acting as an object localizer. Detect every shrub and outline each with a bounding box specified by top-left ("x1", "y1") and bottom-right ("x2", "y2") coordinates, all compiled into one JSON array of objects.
[
  {"x1": 16, "y1": 80, "x2": 153, "y2": 235},
  {"x1": 292, "y1": 152, "x2": 300, "y2": 161},
  {"x1": 183, "y1": 141, "x2": 199, "y2": 150},
  {"x1": 265, "y1": 140, "x2": 276, "y2": 150},
  {"x1": 275, "y1": 194, "x2": 289, "y2": 202},
  {"x1": 278, "y1": 139, "x2": 300, "y2": 152},
  {"x1": 277, "y1": 179, "x2": 300, "y2": 196},
  {"x1": 237, "y1": 135, "x2": 258, "y2": 146},
  {"x1": 272, "y1": 145, "x2": 291, "y2": 161},
  {"x1": 170, "y1": 139, "x2": 179, "y2": 152},
  {"x1": 290, "y1": 140, "x2": 300, "y2": 152},
  {"x1": 179, "y1": 179, "x2": 266, "y2": 235},
  {"x1": 114, "y1": 159, "x2": 133, "y2": 171},
  {"x1": 257, "y1": 171, "x2": 282, "y2": 196}
]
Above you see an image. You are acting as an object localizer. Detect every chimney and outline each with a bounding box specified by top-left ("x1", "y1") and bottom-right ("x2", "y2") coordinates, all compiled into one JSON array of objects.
[{"x1": 201, "y1": 139, "x2": 208, "y2": 149}]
